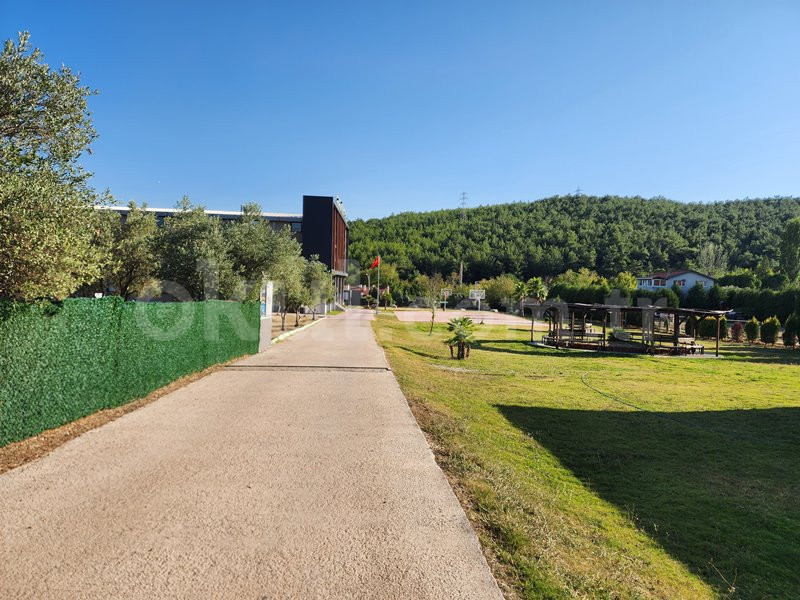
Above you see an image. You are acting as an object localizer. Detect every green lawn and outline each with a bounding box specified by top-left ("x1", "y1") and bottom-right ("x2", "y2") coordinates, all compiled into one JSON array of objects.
[{"x1": 373, "y1": 313, "x2": 800, "y2": 599}]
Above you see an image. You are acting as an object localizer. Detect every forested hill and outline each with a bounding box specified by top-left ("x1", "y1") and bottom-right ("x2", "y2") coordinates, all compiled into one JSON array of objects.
[{"x1": 347, "y1": 195, "x2": 800, "y2": 280}]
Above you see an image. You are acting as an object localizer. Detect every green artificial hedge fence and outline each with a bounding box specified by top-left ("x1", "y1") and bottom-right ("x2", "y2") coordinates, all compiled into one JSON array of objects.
[{"x1": 0, "y1": 297, "x2": 259, "y2": 446}]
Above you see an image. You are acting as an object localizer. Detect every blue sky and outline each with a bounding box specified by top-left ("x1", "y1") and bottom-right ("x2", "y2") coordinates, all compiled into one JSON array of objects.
[{"x1": 4, "y1": 1, "x2": 799, "y2": 219}]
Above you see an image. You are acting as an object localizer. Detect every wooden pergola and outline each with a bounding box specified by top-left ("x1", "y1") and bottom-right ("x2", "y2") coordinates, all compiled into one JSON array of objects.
[{"x1": 540, "y1": 302, "x2": 730, "y2": 356}]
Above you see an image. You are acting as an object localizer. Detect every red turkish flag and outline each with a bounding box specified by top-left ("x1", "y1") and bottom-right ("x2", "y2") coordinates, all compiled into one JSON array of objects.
[{"x1": 370, "y1": 256, "x2": 380, "y2": 269}]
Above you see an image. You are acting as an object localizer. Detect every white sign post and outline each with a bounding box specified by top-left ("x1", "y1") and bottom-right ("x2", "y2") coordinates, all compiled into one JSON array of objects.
[
  {"x1": 469, "y1": 289, "x2": 486, "y2": 312},
  {"x1": 441, "y1": 289, "x2": 451, "y2": 311}
]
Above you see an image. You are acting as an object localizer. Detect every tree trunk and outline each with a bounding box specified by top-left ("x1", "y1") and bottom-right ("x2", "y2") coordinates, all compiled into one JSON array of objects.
[
  {"x1": 280, "y1": 308, "x2": 287, "y2": 331},
  {"x1": 295, "y1": 309, "x2": 300, "y2": 327}
]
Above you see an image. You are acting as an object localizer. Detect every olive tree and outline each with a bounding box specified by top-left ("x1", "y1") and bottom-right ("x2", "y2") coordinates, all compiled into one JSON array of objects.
[
  {"x1": 226, "y1": 202, "x2": 291, "y2": 301},
  {"x1": 105, "y1": 201, "x2": 159, "y2": 299},
  {"x1": 303, "y1": 256, "x2": 334, "y2": 320},
  {"x1": 270, "y1": 250, "x2": 306, "y2": 331},
  {"x1": 0, "y1": 171, "x2": 108, "y2": 300},
  {"x1": 0, "y1": 32, "x2": 106, "y2": 300},
  {"x1": 417, "y1": 273, "x2": 446, "y2": 334},
  {"x1": 156, "y1": 197, "x2": 238, "y2": 300}
]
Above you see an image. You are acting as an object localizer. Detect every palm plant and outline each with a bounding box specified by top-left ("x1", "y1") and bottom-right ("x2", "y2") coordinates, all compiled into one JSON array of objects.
[
  {"x1": 512, "y1": 280, "x2": 530, "y2": 316},
  {"x1": 526, "y1": 277, "x2": 548, "y2": 341},
  {"x1": 445, "y1": 316, "x2": 476, "y2": 359}
]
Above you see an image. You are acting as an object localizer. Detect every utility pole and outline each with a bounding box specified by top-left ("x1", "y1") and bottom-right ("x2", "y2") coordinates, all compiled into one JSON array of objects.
[{"x1": 459, "y1": 192, "x2": 468, "y2": 285}]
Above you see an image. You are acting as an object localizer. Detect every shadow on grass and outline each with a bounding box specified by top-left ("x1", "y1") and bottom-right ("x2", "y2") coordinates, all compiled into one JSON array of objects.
[
  {"x1": 496, "y1": 404, "x2": 800, "y2": 599},
  {"x1": 719, "y1": 345, "x2": 800, "y2": 365},
  {"x1": 473, "y1": 339, "x2": 540, "y2": 356},
  {"x1": 477, "y1": 338, "x2": 800, "y2": 365},
  {"x1": 396, "y1": 345, "x2": 442, "y2": 360},
  {"x1": 475, "y1": 339, "x2": 640, "y2": 359}
]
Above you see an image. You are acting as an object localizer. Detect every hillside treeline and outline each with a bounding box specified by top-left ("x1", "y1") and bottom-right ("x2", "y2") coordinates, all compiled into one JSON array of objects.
[{"x1": 349, "y1": 196, "x2": 800, "y2": 280}]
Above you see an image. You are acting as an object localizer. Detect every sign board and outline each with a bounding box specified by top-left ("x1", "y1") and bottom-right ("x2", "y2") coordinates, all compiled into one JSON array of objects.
[
  {"x1": 469, "y1": 289, "x2": 486, "y2": 300},
  {"x1": 441, "y1": 289, "x2": 451, "y2": 298}
]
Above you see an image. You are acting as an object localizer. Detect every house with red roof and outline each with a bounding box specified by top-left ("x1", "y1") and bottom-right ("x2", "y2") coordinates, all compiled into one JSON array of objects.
[{"x1": 635, "y1": 269, "x2": 715, "y2": 295}]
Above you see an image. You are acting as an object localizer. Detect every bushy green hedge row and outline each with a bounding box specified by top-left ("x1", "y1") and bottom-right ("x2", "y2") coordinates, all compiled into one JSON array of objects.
[
  {"x1": 716, "y1": 287, "x2": 799, "y2": 321},
  {"x1": 0, "y1": 297, "x2": 259, "y2": 446},
  {"x1": 548, "y1": 284, "x2": 679, "y2": 307}
]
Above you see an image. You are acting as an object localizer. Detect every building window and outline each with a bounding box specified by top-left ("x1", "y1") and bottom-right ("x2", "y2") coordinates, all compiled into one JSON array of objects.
[
  {"x1": 654, "y1": 278, "x2": 665, "y2": 287},
  {"x1": 291, "y1": 222, "x2": 302, "y2": 233}
]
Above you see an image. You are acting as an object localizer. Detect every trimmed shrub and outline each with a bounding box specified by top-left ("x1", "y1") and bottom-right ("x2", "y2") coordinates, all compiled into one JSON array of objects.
[
  {"x1": 744, "y1": 317, "x2": 760, "y2": 343},
  {"x1": 783, "y1": 313, "x2": 799, "y2": 348},
  {"x1": 730, "y1": 321, "x2": 744, "y2": 342},
  {"x1": 760, "y1": 316, "x2": 781, "y2": 346},
  {"x1": 698, "y1": 316, "x2": 727, "y2": 339},
  {"x1": 720, "y1": 316, "x2": 729, "y2": 339},
  {"x1": 0, "y1": 298, "x2": 259, "y2": 446}
]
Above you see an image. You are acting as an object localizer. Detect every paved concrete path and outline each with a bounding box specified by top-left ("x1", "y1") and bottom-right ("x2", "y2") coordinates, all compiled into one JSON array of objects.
[
  {"x1": 394, "y1": 308, "x2": 530, "y2": 326},
  {"x1": 0, "y1": 310, "x2": 503, "y2": 599}
]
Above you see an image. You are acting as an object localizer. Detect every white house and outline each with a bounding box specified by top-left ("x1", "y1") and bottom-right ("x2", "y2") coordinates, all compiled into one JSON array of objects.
[{"x1": 636, "y1": 269, "x2": 715, "y2": 295}]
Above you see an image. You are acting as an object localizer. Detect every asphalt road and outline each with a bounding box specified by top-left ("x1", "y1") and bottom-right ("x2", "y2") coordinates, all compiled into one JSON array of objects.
[{"x1": 0, "y1": 309, "x2": 503, "y2": 599}]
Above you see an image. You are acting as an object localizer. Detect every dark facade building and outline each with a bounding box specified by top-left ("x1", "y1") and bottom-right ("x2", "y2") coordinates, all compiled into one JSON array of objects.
[
  {"x1": 300, "y1": 195, "x2": 349, "y2": 303},
  {"x1": 101, "y1": 194, "x2": 348, "y2": 304}
]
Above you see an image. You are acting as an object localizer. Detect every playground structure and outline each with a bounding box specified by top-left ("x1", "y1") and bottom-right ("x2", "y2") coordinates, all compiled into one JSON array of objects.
[{"x1": 539, "y1": 302, "x2": 729, "y2": 356}]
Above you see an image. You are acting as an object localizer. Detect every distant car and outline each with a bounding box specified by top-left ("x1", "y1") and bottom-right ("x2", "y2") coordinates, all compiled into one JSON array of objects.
[{"x1": 728, "y1": 310, "x2": 751, "y2": 321}]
